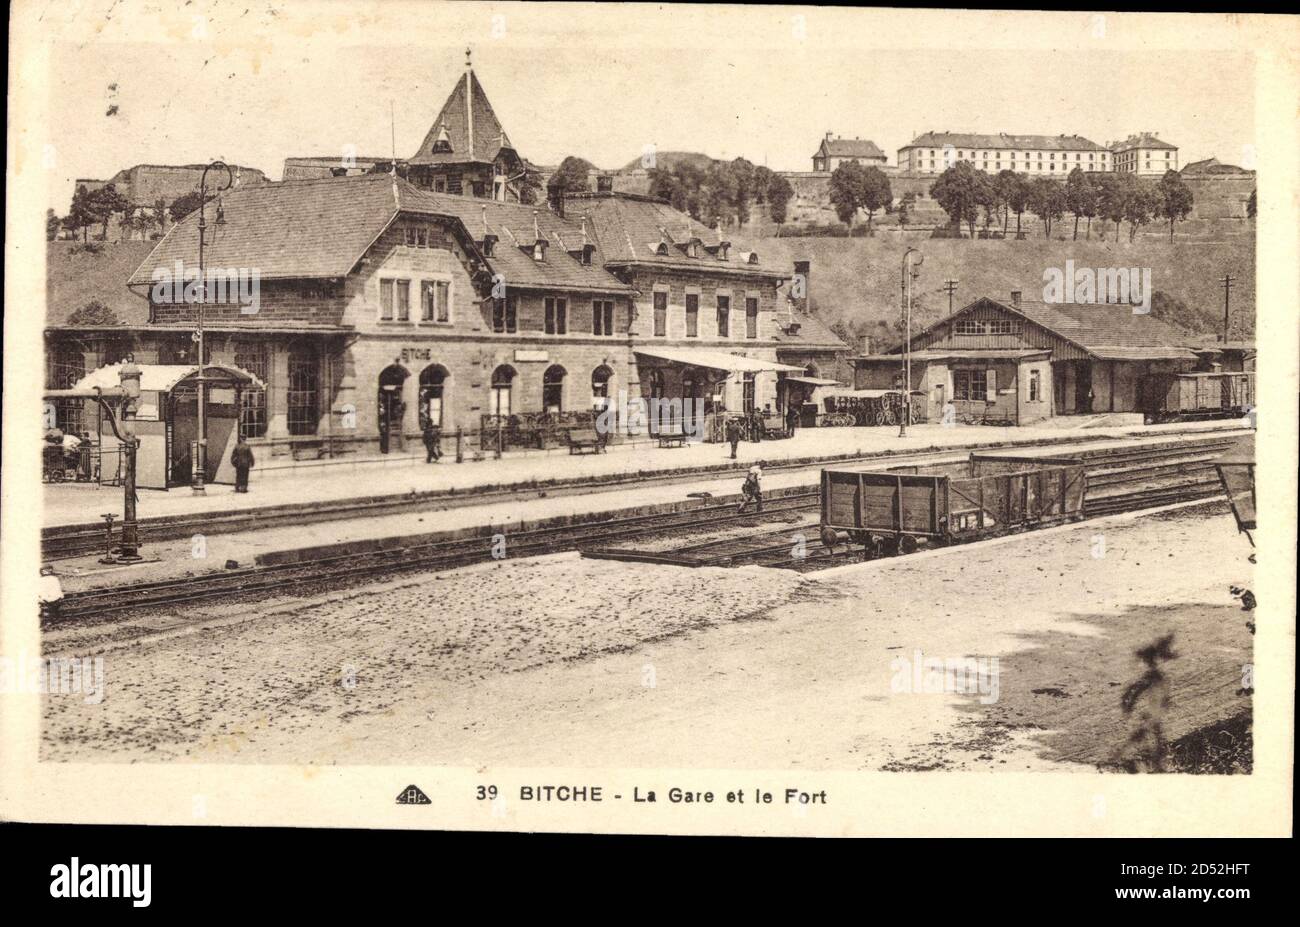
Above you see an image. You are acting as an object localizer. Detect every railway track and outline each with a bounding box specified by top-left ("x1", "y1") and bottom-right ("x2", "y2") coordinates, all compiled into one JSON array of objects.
[
  {"x1": 41, "y1": 428, "x2": 1246, "y2": 561},
  {"x1": 49, "y1": 433, "x2": 1244, "y2": 622}
]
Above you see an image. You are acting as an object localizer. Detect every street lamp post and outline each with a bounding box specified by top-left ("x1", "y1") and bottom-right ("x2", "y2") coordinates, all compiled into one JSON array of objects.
[
  {"x1": 899, "y1": 248, "x2": 924, "y2": 437},
  {"x1": 192, "y1": 161, "x2": 234, "y2": 494}
]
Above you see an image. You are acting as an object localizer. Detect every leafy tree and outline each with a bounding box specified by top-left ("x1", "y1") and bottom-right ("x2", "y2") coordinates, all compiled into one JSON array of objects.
[
  {"x1": 929, "y1": 162, "x2": 987, "y2": 238},
  {"x1": 828, "y1": 160, "x2": 870, "y2": 231},
  {"x1": 1028, "y1": 177, "x2": 1066, "y2": 239},
  {"x1": 858, "y1": 166, "x2": 892, "y2": 236},
  {"x1": 766, "y1": 174, "x2": 794, "y2": 225},
  {"x1": 47, "y1": 209, "x2": 61, "y2": 241},
  {"x1": 895, "y1": 191, "x2": 916, "y2": 229},
  {"x1": 88, "y1": 183, "x2": 130, "y2": 239},
  {"x1": 1246, "y1": 188, "x2": 1256, "y2": 219},
  {"x1": 1096, "y1": 173, "x2": 1130, "y2": 242},
  {"x1": 547, "y1": 156, "x2": 596, "y2": 197},
  {"x1": 67, "y1": 299, "x2": 122, "y2": 326},
  {"x1": 1154, "y1": 170, "x2": 1194, "y2": 242},
  {"x1": 992, "y1": 170, "x2": 1019, "y2": 235},
  {"x1": 1125, "y1": 178, "x2": 1159, "y2": 242},
  {"x1": 1004, "y1": 172, "x2": 1030, "y2": 239},
  {"x1": 1065, "y1": 168, "x2": 1100, "y2": 240},
  {"x1": 169, "y1": 189, "x2": 217, "y2": 223},
  {"x1": 64, "y1": 185, "x2": 98, "y2": 242},
  {"x1": 728, "y1": 158, "x2": 758, "y2": 226}
]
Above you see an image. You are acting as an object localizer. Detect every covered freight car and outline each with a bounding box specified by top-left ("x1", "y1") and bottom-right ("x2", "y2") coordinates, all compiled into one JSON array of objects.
[
  {"x1": 1139, "y1": 371, "x2": 1255, "y2": 424},
  {"x1": 820, "y1": 453, "x2": 1087, "y2": 555}
]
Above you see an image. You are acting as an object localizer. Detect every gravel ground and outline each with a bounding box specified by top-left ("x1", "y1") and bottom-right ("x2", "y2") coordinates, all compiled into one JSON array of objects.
[{"x1": 42, "y1": 502, "x2": 1253, "y2": 771}]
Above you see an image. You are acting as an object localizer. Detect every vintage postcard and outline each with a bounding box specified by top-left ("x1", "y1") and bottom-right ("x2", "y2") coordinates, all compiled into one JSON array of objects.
[{"x1": 2, "y1": 2, "x2": 1295, "y2": 839}]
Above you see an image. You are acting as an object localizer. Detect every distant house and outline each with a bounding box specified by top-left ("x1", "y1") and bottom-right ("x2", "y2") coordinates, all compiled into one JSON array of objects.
[
  {"x1": 812, "y1": 133, "x2": 887, "y2": 172},
  {"x1": 1110, "y1": 133, "x2": 1179, "y2": 176},
  {"x1": 853, "y1": 291, "x2": 1206, "y2": 425},
  {"x1": 897, "y1": 132, "x2": 1109, "y2": 175}
]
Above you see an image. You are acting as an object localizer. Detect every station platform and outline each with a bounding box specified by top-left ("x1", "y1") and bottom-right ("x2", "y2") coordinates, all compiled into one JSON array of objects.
[
  {"x1": 45, "y1": 418, "x2": 1248, "y2": 595},
  {"x1": 42, "y1": 417, "x2": 1241, "y2": 531}
]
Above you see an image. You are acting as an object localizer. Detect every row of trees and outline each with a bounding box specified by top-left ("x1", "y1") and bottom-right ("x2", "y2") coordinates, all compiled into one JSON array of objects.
[
  {"x1": 927, "y1": 163, "x2": 1195, "y2": 243},
  {"x1": 49, "y1": 185, "x2": 226, "y2": 242},
  {"x1": 644, "y1": 158, "x2": 795, "y2": 227}
]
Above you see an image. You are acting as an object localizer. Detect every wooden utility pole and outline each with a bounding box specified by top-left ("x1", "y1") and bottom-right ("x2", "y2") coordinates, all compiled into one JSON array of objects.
[
  {"x1": 1220, "y1": 273, "x2": 1236, "y2": 342},
  {"x1": 942, "y1": 279, "x2": 959, "y2": 315}
]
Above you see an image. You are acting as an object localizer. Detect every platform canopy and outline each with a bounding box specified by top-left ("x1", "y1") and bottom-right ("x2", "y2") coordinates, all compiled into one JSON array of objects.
[
  {"x1": 72, "y1": 363, "x2": 266, "y2": 394},
  {"x1": 783, "y1": 376, "x2": 842, "y2": 387},
  {"x1": 634, "y1": 347, "x2": 806, "y2": 374}
]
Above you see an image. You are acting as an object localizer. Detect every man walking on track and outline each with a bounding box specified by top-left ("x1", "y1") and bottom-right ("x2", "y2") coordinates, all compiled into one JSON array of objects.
[
  {"x1": 230, "y1": 434, "x2": 255, "y2": 493},
  {"x1": 737, "y1": 460, "x2": 764, "y2": 514}
]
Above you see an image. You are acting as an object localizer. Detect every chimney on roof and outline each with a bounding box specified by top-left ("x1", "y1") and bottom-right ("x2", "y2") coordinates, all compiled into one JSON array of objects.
[
  {"x1": 1010, "y1": 290, "x2": 1022, "y2": 307},
  {"x1": 793, "y1": 260, "x2": 811, "y2": 320}
]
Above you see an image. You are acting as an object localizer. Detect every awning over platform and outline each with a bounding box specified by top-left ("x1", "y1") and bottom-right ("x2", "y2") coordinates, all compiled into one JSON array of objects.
[
  {"x1": 634, "y1": 347, "x2": 806, "y2": 374},
  {"x1": 72, "y1": 363, "x2": 266, "y2": 393},
  {"x1": 784, "y1": 376, "x2": 842, "y2": 387}
]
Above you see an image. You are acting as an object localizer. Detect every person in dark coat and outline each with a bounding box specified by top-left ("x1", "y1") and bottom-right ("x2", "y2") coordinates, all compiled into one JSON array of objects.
[
  {"x1": 230, "y1": 435, "x2": 255, "y2": 492},
  {"x1": 725, "y1": 417, "x2": 742, "y2": 459},
  {"x1": 422, "y1": 420, "x2": 442, "y2": 463}
]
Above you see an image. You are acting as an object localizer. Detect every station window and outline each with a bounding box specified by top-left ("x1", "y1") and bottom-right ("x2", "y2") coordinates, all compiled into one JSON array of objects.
[
  {"x1": 286, "y1": 349, "x2": 319, "y2": 435},
  {"x1": 953, "y1": 368, "x2": 988, "y2": 402},
  {"x1": 685, "y1": 293, "x2": 699, "y2": 337},
  {"x1": 233, "y1": 343, "x2": 268, "y2": 438},
  {"x1": 542, "y1": 365, "x2": 566, "y2": 413},
  {"x1": 492, "y1": 295, "x2": 517, "y2": 333},
  {"x1": 653, "y1": 291, "x2": 668, "y2": 337},
  {"x1": 395, "y1": 280, "x2": 411, "y2": 321},
  {"x1": 742, "y1": 372, "x2": 756, "y2": 413},
  {"x1": 421, "y1": 280, "x2": 450, "y2": 323},
  {"x1": 716, "y1": 294, "x2": 730, "y2": 337},
  {"x1": 544, "y1": 297, "x2": 568, "y2": 335},
  {"x1": 379, "y1": 279, "x2": 394, "y2": 320},
  {"x1": 745, "y1": 296, "x2": 759, "y2": 339},
  {"x1": 591, "y1": 365, "x2": 613, "y2": 411},
  {"x1": 490, "y1": 365, "x2": 515, "y2": 416},
  {"x1": 592, "y1": 299, "x2": 615, "y2": 336},
  {"x1": 1029, "y1": 369, "x2": 1042, "y2": 402}
]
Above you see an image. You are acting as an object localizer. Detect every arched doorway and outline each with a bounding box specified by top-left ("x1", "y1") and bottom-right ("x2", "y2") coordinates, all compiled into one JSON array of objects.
[
  {"x1": 490, "y1": 365, "x2": 515, "y2": 417},
  {"x1": 542, "y1": 365, "x2": 566, "y2": 414},
  {"x1": 591, "y1": 365, "x2": 613, "y2": 411},
  {"x1": 377, "y1": 364, "x2": 408, "y2": 454},
  {"x1": 418, "y1": 364, "x2": 448, "y2": 429}
]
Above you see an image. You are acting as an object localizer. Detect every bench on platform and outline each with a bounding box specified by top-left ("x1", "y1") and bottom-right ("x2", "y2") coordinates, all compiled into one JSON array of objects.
[
  {"x1": 656, "y1": 428, "x2": 689, "y2": 448},
  {"x1": 567, "y1": 428, "x2": 606, "y2": 454}
]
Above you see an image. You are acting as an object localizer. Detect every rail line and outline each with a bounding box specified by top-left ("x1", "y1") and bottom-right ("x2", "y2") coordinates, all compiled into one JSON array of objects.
[
  {"x1": 49, "y1": 433, "x2": 1245, "y2": 623},
  {"x1": 41, "y1": 428, "x2": 1247, "y2": 561}
]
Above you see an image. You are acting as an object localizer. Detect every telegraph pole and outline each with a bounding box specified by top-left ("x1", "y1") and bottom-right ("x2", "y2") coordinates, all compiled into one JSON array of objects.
[
  {"x1": 942, "y1": 278, "x2": 959, "y2": 315},
  {"x1": 1220, "y1": 273, "x2": 1236, "y2": 343}
]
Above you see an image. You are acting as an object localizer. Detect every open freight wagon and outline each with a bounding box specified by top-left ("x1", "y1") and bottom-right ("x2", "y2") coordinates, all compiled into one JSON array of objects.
[{"x1": 820, "y1": 453, "x2": 1087, "y2": 555}]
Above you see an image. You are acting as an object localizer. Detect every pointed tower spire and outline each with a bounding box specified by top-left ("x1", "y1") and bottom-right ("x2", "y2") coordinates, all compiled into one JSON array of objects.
[{"x1": 464, "y1": 47, "x2": 474, "y2": 156}]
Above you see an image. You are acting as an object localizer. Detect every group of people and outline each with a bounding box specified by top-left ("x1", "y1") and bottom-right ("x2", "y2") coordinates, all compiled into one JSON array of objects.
[
  {"x1": 42, "y1": 428, "x2": 94, "y2": 481},
  {"x1": 723, "y1": 404, "x2": 803, "y2": 460}
]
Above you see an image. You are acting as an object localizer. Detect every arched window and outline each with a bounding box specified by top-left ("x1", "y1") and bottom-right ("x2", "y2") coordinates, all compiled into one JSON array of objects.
[
  {"x1": 419, "y1": 364, "x2": 448, "y2": 428},
  {"x1": 542, "y1": 365, "x2": 566, "y2": 414},
  {"x1": 287, "y1": 345, "x2": 320, "y2": 435},
  {"x1": 490, "y1": 365, "x2": 515, "y2": 416},
  {"x1": 591, "y1": 365, "x2": 613, "y2": 410}
]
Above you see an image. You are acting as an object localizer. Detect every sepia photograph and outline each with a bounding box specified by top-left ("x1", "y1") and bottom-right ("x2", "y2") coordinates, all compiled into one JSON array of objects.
[{"x1": 2, "y1": 1, "x2": 1295, "y2": 852}]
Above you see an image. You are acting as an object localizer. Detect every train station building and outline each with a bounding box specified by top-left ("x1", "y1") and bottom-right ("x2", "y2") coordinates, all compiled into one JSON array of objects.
[{"x1": 853, "y1": 292, "x2": 1219, "y2": 425}]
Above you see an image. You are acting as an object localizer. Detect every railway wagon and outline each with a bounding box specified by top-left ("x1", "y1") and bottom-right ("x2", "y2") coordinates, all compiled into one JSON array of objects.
[
  {"x1": 1139, "y1": 372, "x2": 1255, "y2": 424},
  {"x1": 820, "y1": 453, "x2": 1087, "y2": 555}
]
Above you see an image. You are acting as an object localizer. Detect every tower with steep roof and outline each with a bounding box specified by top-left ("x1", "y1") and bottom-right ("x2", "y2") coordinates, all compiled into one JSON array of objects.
[{"x1": 405, "y1": 49, "x2": 531, "y2": 202}]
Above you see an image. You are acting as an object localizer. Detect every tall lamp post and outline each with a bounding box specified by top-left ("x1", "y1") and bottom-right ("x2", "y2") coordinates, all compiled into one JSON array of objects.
[
  {"x1": 899, "y1": 248, "x2": 924, "y2": 437},
  {"x1": 192, "y1": 160, "x2": 233, "y2": 494}
]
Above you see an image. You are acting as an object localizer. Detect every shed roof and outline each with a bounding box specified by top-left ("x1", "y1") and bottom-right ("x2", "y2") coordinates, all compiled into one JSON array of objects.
[{"x1": 72, "y1": 363, "x2": 265, "y2": 393}]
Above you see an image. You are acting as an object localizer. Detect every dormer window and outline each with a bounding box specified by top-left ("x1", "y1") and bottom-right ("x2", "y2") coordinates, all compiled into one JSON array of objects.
[
  {"x1": 583, "y1": 243, "x2": 596, "y2": 266},
  {"x1": 738, "y1": 251, "x2": 759, "y2": 265},
  {"x1": 532, "y1": 240, "x2": 548, "y2": 262},
  {"x1": 482, "y1": 234, "x2": 498, "y2": 257},
  {"x1": 431, "y1": 123, "x2": 453, "y2": 155},
  {"x1": 706, "y1": 241, "x2": 731, "y2": 261},
  {"x1": 647, "y1": 241, "x2": 670, "y2": 256}
]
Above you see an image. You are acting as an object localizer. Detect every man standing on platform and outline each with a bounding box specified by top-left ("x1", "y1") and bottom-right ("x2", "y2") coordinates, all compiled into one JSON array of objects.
[
  {"x1": 422, "y1": 419, "x2": 442, "y2": 463},
  {"x1": 231, "y1": 434, "x2": 255, "y2": 493}
]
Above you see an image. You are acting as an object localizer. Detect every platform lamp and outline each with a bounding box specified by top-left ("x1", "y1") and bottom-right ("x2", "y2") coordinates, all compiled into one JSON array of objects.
[
  {"x1": 192, "y1": 160, "x2": 234, "y2": 494},
  {"x1": 898, "y1": 248, "x2": 924, "y2": 437}
]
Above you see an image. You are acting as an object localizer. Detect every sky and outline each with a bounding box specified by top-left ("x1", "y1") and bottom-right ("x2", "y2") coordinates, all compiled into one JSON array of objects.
[{"x1": 41, "y1": 3, "x2": 1258, "y2": 212}]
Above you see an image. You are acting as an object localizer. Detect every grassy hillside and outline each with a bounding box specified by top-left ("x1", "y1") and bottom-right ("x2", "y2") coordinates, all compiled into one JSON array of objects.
[
  {"x1": 46, "y1": 241, "x2": 155, "y2": 326},
  {"x1": 758, "y1": 231, "x2": 1256, "y2": 351}
]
